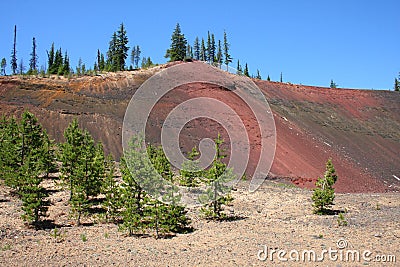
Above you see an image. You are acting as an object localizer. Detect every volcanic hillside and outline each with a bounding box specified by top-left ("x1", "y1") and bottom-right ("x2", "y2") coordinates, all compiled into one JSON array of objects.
[{"x1": 0, "y1": 62, "x2": 399, "y2": 193}]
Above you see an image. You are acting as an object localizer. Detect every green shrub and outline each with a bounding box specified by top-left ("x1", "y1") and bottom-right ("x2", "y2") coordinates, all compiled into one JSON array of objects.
[
  {"x1": 311, "y1": 159, "x2": 338, "y2": 214},
  {"x1": 199, "y1": 134, "x2": 236, "y2": 220},
  {"x1": 80, "y1": 233, "x2": 87, "y2": 242},
  {"x1": 337, "y1": 213, "x2": 348, "y2": 226}
]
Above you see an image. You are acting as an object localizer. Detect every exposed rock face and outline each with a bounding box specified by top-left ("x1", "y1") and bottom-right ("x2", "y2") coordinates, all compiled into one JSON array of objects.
[{"x1": 1, "y1": 63, "x2": 399, "y2": 193}]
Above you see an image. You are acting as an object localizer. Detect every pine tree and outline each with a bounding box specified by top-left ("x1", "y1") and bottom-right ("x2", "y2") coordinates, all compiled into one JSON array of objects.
[
  {"x1": 236, "y1": 60, "x2": 242, "y2": 75},
  {"x1": 1, "y1": 112, "x2": 51, "y2": 226},
  {"x1": 63, "y1": 51, "x2": 70, "y2": 75},
  {"x1": 0, "y1": 116, "x2": 20, "y2": 186},
  {"x1": 162, "y1": 203, "x2": 191, "y2": 234},
  {"x1": 193, "y1": 37, "x2": 200, "y2": 60},
  {"x1": 99, "y1": 53, "x2": 105, "y2": 71},
  {"x1": 11, "y1": 25, "x2": 17, "y2": 75},
  {"x1": 134, "y1": 45, "x2": 141, "y2": 68},
  {"x1": 200, "y1": 38, "x2": 206, "y2": 61},
  {"x1": 59, "y1": 119, "x2": 84, "y2": 200},
  {"x1": 165, "y1": 23, "x2": 187, "y2": 62},
  {"x1": 216, "y1": 40, "x2": 223, "y2": 67},
  {"x1": 147, "y1": 200, "x2": 191, "y2": 239},
  {"x1": 256, "y1": 69, "x2": 261, "y2": 79},
  {"x1": 206, "y1": 31, "x2": 214, "y2": 63},
  {"x1": 311, "y1": 159, "x2": 338, "y2": 214},
  {"x1": 199, "y1": 134, "x2": 235, "y2": 220},
  {"x1": 59, "y1": 119, "x2": 106, "y2": 226},
  {"x1": 119, "y1": 136, "x2": 191, "y2": 237},
  {"x1": 51, "y1": 48, "x2": 63, "y2": 75},
  {"x1": 43, "y1": 135, "x2": 57, "y2": 178},
  {"x1": 28, "y1": 37, "x2": 38, "y2": 74},
  {"x1": 47, "y1": 43, "x2": 55, "y2": 74},
  {"x1": 267, "y1": 75, "x2": 271, "y2": 81},
  {"x1": 96, "y1": 49, "x2": 101, "y2": 71},
  {"x1": 19, "y1": 112, "x2": 51, "y2": 227},
  {"x1": 118, "y1": 138, "x2": 153, "y2": 236},
  {"x1": 141, "y1": 57, "x2": 154, "y2": 69},
  {"x1": 210, "y1": 33, "x2": 216, "y2": 63},
  {"x1": 18, "y1": 59, "x2": 25, "y2": 75},
  {"x1": 394, "y1": 77, "x2": 399, "y2": 92},
  {"x1": 147, "y1": 57, "x2": 153, "y2": 67},
  {"x1": 81, "y1": 63, "x2": 86, "y2": 76},
  {"x1": 116, "y1": 23, "x2": 130, "y2": 71},
  {"x1": 130, "y1": 46, "x2": 136, "y2": 69},
  {"x1": 101, "y1": 155, "x2": 119, "y2": 222},
  {"x1": 330, "y1": 80, "x2": 338, "y2": 88},
  {"x1": 141, "y1": 57, "x2": 146, "y2": 68},
  {"x1": 186, "y1": 44, "x2": 193, "y2": 59},
  {"x1": 147, "y1": 144, "x2": 173, "y2": 182},
  {"x1": 280, "y1": 72, "x2": 283, "y2": 82},
  {"x1": 55, "y1": 48, "x2": 63, "y2": 74},
  {"x1": 243, "y1": 63, "x2": 249, "y2": 77},
  {"x1": 106, "y1": 32, "x2": 118, "y2": 71},
  {"x1": 1, "y1": 58, "x2": 6, "y2": 75},
  {"x1": 76, "y1": 58, "x2": 83, "y2": 76},
  {"x1": 223, "y1": 30, "x2": 232, "y2": 71}
]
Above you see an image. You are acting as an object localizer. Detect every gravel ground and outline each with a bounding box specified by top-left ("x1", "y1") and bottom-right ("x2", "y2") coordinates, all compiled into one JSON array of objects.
[{"x1": 0, "y1": 180, "x2": 399, "y2": 266}]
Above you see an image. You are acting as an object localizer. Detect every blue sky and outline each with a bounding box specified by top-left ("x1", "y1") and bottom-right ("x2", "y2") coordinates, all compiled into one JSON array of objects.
[{"x1": 1, "y1": 0, "x2": 399, "y2": 89}]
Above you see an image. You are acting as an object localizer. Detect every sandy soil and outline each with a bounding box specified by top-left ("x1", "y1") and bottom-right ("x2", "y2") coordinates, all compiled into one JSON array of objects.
[{"x1": 1, "y1": 178, "x2": 399, "y2": 266}]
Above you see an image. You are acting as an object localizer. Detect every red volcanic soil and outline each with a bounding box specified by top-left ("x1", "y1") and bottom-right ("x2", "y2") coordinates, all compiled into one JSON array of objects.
[
  {"x1": 144, "y1": 82, "x2": 263, "y2": 181},
  {"x1": 0, "y1": 63, "x2": 399, "y2": 193},
  {"x1": 257, "y1": 81, "x2": 400, "y2": 192}
]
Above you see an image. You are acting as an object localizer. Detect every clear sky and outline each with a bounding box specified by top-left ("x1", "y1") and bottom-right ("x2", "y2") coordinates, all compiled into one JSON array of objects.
[{"x1": 1, "y1": 0, "x2": 399, "y2": 89}]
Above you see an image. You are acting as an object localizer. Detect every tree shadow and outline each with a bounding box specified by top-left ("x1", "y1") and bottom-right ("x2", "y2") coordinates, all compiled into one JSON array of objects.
[
  {"x1": 80, "y1": 222, "x2": 95, "y2": 227},
  {"x1": 202, "y1": 214, "x2": 248, "y2": 222},
  {"x1": 44, "y1": 188, "x2": 60, "y2": 195},
  {"x1": 33, "y1": 219, "x2": 66, "y2": 230},
  {"x1": 126, "y1": 233, "x2": 152, "y2": 239},
  {"x1": 315, "y1": 208, "x2": 346, "y2": 215},
  {"x1": 174, "y1": 226, "x2": 196, "y2": 235},
  {"x1": 218, "y1": 215, "x2": 247, "y2": 222},
  {"x1": 87, "y1": 206, "x2": 106, "y2": 215}
]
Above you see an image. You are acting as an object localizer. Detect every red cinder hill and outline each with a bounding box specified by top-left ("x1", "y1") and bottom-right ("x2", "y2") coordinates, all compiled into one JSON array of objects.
[{"x1": 1, "y1": 62, "x2": 399, "y2": 193}]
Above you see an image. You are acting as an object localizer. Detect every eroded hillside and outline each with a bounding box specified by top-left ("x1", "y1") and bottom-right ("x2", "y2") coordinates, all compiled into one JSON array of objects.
[{"x1": 1, "y1": 62, "x2": 399, "y2": 193}]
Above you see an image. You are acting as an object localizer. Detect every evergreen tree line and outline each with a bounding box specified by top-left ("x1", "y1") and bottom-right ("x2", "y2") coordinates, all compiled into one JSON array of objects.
[
  {"x1": 95, "y1": 23, "x2": 154, "y2": 72},
  {"x1": 0, "y1": 111, "x2": 235, "y2": 236},
  {"x1": 1, "y1": 24, "x2": 154, "y2": 77},
  {"x1": 165, "y1": 23, "x2": 266, "y2": 79},
  {"x1": 165, "y1": 23, "x2": 233, "y2": 71},
  {"x1": 1, "y1": 24, "x2": 397, "y2": 89},
  {"x1": 47, "y1": 43, "x2": 70, "y2": 75},
  {"x1": 2, "y1": 23, "x2": 264, "y2": 81}
]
